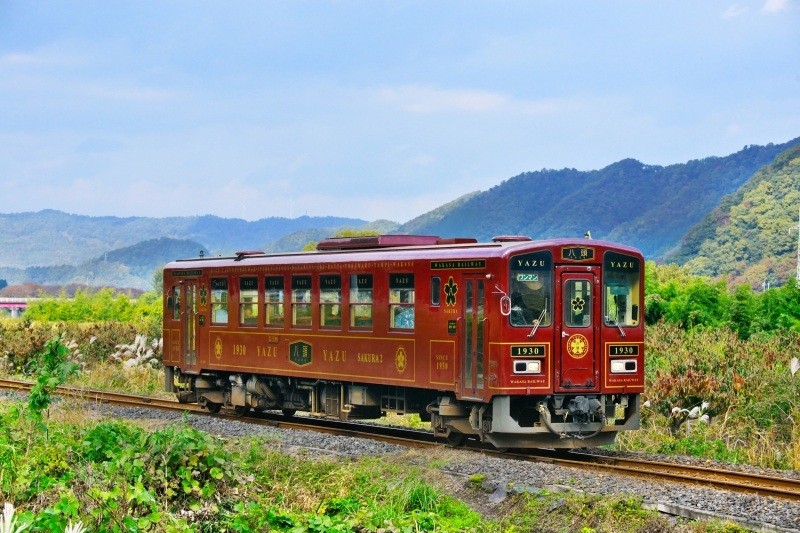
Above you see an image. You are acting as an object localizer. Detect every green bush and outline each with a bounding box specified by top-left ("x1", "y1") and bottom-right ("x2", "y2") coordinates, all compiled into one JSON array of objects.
[
  {"x1": 645, "y1": 262, "x2": 800, "y2": 338},
  {"x1": 23, "y1": 288, "x2": 162, "y2": 337}
]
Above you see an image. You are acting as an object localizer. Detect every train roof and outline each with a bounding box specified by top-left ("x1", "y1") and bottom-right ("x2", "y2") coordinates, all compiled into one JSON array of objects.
[{"x1": 164, "y1": 235, "x2": 643, "y2": 271}]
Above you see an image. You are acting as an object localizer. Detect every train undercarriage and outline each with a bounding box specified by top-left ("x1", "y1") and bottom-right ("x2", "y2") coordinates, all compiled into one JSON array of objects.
[{"x1": 166, "y1": 367, "x2": 640, "y2": 449}]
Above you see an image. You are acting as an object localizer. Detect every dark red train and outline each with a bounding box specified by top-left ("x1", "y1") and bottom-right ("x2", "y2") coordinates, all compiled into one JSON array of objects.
[{"x1": 162, "y1": 235, "x2": 644, "y2": 449}]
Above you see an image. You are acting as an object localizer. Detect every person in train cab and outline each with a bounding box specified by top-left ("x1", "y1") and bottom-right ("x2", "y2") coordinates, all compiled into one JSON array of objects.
[{"x1": 510, "y1": 278, "x2": 547, "y2": 326}]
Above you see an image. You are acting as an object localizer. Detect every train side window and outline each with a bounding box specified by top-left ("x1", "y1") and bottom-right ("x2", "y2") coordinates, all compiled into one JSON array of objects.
[
  {"x1": 430, "y1": 277, "x2": 441, "y2": 307},
  {"x1": 264, "y1": 276, "x2": 285, "y2": 327},
  {"x1": 390, "y1": 274, "x2": 414, "y2": 329},
  {"x1": 211, "y1": 278, "x2": 228, "y2": 324},
  {"x1": 564, "y1": 279, "x2": 592, "y2": 328},
  {"x1": 239, "y1": 277, "x2": 258, "y2": 326},
  {"x1": 349, "y1": 274, "x2": 373, "y2": 329},
  {"x1": 170, "y1": 285, "x2": 180, "y2": 320},
  {"x1": 320, "y1": 275, "x2": 342, "y2": 328},
  {"x1": 292, "y1": 275, "x2": 312, "y2": 327},
  {"x1": 603, "y1": 252, "x2": 641, "y2": 327}
]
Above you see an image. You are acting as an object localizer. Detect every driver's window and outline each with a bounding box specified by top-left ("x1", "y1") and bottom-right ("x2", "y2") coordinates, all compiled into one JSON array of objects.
[{"x1": 509, "y1": 251, "x2": 552, "y2": 327}]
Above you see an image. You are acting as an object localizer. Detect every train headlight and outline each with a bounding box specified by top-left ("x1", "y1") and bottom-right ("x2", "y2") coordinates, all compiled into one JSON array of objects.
[
  {"x1": 610, "y1": 359, "x2": 637, "y2": 373},
  {"x1": 513, "y1": 360, "x2": 541, "y2": 374}
]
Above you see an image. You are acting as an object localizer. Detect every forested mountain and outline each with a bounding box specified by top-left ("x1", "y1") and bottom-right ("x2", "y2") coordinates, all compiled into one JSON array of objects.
[
  {"x1": 397, "y1": 139, "x2": 799, "y2": 258},
  {"x1": 0, "y1": 211, "x2": 369, "y2": 268},
  {"x1": 400, "y1": 192, "x2": 482, "y2": 235},
  {"x1": 668, "y1": 142, "x2": 800, "y2": 286}
]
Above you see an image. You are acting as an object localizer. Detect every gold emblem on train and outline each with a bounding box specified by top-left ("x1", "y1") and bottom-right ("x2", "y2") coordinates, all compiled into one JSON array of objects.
[
  {"x1": 214, "y1": 337, "x2": 223, "y2": 359},
  {"x1": 566, "y1": 334, "x2": 589, "y2": 359},
  {"x1": 199, "y1": 284, "x2": 208, "y2": 309},
  {"x1": 444, "y1": 276, "x2": 458, "y2": 306},
  {"x1": 395, "y1": 346, "x2": 408, "y2": 373}
]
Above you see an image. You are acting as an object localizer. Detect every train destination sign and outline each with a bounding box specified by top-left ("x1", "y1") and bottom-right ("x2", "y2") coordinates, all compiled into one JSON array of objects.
[
  {"x1": 430, "y1": 260, "x2": 486, "y2": 270},
  {"x1": 604, "y1": 252, "x2": 640, "y2": 272},
  {"x1": 171, "y1": 269, "x2": 202, "y2": 277},
  {"x1": 511, "y1": 251, "x2": 551, "y2": 271},
  {"x1": 561, "y1": 247, "x2": 595, "y2": 261}
]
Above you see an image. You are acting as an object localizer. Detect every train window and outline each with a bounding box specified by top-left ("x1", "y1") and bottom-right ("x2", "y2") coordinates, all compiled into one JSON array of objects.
[
  {"x1": 603, "y1": 252, "x2": 641, "y2": 327},
  {"x1": 170, "y1": 285, "x2": 180, "y2": 320},
  {"x1": 211, "y1": 278, "x2": 228, "y2": 324},
  {"x1": 349, "y1": 274, "x2": 373, "y2": 328},
  {"x1": 292, "y1": 276, "x2": 312, "y2": 327},
  {"x1": 509, "y1": 251, "x2": 552, "y2": 327},
  {"x1": 564, "y1": 279, "x2": 592, "y2": 328},
  {"x1": 264, "y1": 276, "x2": 285, "y2": 327},
  {"x1": 239, "y1": 277, "x2": 258, "y2": 326},
  {"x1": 320, "y1": 275, "x2": 342, "y2": 328},
  {"x1": 430, "y1": 277, "x2": 441, "y2": 307},
  {"x1": 389, "y1": 274, "x2": 414, "y2": 329}
]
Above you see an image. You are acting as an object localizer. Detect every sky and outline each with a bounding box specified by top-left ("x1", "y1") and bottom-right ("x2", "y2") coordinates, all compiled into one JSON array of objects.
[{"x1": 1, "y1": 1, "x2": 798, "y2": 224}]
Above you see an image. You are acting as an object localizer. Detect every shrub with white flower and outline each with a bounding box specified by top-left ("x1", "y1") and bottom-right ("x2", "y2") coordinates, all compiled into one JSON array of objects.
[{"x1": 111, "y1": 334, "x2": 162, "y2": 369}]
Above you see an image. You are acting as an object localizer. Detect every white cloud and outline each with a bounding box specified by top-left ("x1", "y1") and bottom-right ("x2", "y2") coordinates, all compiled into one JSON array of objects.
[
  {"x1": 79, "y1": 83, "x2": 180, "y2": 103},
  {"x1": 376, "y1": 85, "x2": 580, "y2": 116},
  {"x1": 722, "y1": 4, "x2": 748, "y2": 18},
  {"x1": 762, "y1": 0, "x2": 790, "y2": 12},
  {"x1": 378, "y1": 85, "x2": 507, "y2": 113},
  {"x1": 0, "y1": 49, "x2": 86, "y2": 69},
  {"x1": 405, "y1": 155, "x2": 436, "y2": 167}
]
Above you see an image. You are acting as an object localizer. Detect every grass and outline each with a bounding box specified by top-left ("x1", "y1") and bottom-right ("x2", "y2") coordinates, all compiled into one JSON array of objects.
[{"x1": 0, "y1": 397, "x2": 754, "y2": 532}]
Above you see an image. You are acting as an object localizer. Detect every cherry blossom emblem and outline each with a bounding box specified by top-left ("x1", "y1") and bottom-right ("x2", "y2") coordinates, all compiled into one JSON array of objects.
[{"x1": 566, "y1": 334, "x2": 589, "y2": 359}]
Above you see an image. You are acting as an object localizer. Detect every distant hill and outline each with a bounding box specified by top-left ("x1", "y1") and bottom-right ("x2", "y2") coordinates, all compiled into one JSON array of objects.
[
  {"x1": 0, "y1": 211, "x2": 370, "y2": 268},
  {"x1": 400, "y1": 191, "x2": 482, "y2": 235},
  {"x1": 668, "y1": 142, "x2": 800, "y2": 287},
  {"x1": 264, "y1": 219, "x2": 401, "y2": 253},
  {"x1": 0, "y1": 238, "x2": 209, "y2": 291},
  {"x1": 397, "y1": 138, "x2": 799, "y2": 258},
  {"x1": 4, "y1": 137, "x2": 800, "y2": 291}
]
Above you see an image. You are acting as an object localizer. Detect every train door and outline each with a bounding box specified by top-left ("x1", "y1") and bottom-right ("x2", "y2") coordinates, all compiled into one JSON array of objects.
[
  {"x1": 556, "y1": 270, "x2": 599, "y2": 391},
  {"x1": 182, "y1": 281, "x2": 199, "y2": 372},
  {"x1": 461, "y1": 276, "x2": 486, "y2": 399}
]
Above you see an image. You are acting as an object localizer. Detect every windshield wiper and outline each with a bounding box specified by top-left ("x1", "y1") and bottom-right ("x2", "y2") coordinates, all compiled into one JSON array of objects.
[
  {"x1": 527, "y1": 308, "x2": 548, "y2": 338},
  {"x1": 607, "y1": 316, "x2": 626, "y2": 338}
]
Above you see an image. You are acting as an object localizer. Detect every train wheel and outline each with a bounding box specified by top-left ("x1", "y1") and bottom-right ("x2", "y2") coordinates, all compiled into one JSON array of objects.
[
  {"x1": 206, "y1": 402, "x2": 221, "y2": 414},
  {"x1": 233, "y1": 406, "x2": 249, "y2": 417},
  {"x1": 282, "y1": 409, "x2": 297, "y2": 417},
  {"x1": 446, "y1": 431, "x2": 466, "y2": 447}
]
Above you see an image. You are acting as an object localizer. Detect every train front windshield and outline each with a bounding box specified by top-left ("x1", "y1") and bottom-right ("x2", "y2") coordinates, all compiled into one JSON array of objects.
[
  {"x1": 603, "y1": 252, "x2": 641, "y2": 327},
  {"x1": 509, "y1": 251, "x2": 553, "y2": 327}
]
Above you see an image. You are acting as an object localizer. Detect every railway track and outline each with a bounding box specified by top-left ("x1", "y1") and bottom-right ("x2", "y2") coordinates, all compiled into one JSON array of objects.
[{"x1": 2, "y1": 377, "x2": 798, "y2": 502}]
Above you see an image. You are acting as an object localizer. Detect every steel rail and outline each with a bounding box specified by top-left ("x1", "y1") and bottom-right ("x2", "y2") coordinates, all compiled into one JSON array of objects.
[
  {"x1": 1, "y1": 378, "x2": 798, "y2": 501},
  {"x1": 521, "y1": 449, "x2": 800, "y2": 502}
]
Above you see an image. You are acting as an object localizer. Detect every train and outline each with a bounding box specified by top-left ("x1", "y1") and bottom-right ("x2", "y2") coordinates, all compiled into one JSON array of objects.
[{"x1": 162, "y1": 234, "x2": 644, "y2": 449}]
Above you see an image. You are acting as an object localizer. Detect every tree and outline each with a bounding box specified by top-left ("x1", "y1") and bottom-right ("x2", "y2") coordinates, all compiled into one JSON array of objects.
[{"x1": 152, "y1": 269, "x2": 164, "y2": 295}]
